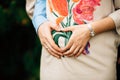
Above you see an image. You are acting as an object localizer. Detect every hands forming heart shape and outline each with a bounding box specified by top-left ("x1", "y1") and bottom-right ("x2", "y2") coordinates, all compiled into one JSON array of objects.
[{"x1": 38, "y1": 21, "x2": 91, "y2": 59}]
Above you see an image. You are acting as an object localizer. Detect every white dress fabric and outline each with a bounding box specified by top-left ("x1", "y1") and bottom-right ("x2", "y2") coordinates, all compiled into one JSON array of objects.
[{"x1": 40, "y1": 0, "x2": 120, "y2": 80}]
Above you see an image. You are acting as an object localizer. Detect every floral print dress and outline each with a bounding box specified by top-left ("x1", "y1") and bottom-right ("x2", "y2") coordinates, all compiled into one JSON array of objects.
[{"x1": 40, "y1": 0, "x2": 120, "y2": 80}]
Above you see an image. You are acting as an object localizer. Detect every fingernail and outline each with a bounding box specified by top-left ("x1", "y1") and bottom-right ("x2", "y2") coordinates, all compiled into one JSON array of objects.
[
  {"x1": 82, "y1": 52, "x2": 86, "y2": 55},
  {"x1": 82, "y1": 50, "x2": 86, "y2": 55}
]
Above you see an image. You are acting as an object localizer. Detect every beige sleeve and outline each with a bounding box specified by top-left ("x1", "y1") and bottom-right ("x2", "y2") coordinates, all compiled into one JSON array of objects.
[
  {"x1": 109, "y1": 0, "x2": 120, "y2": 35},
  {"x1": 26, "y1": 0, "x2": 36, "y2": 19}
]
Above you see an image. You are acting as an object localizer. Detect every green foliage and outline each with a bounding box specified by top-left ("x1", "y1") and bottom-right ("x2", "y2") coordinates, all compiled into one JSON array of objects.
[
  {"x1": 0, "y1": 0, "x2": 30, "y2": 34},
  {"x1": 0, "y1": 0, "x2": 41, "y2": 80}
]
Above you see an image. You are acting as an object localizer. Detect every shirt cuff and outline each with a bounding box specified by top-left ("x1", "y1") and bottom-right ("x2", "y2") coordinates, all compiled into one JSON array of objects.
[{"x1": 32, "y1": 15, "x2": 48, "y2": 33}]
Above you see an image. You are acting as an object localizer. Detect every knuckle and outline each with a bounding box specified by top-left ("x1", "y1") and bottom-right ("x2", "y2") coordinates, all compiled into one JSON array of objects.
[
  {"x1": 75, "y1": 42, "x2": 78, "y2": 46},
  {"x1": 42, "y1": 41, "x2": 45, "y2": 44}
]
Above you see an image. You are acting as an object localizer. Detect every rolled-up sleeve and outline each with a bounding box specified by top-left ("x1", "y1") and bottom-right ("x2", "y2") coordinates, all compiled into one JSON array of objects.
[
  {"x1": 32, "y1": 0, "x2": 47, "y2": 32},
  {"x1": 26, "y1": 0, "x2": 36, "y2": 19},
  {"x1": 109, "y1": 0, "x2": 120, "y2": 35}
]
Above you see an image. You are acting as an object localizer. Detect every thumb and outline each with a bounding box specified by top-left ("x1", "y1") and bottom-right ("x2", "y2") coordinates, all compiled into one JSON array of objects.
[
  {"x1": 49, "y1": 22, "x2": 61, "y2": 31},
  {"x1": 60, "y1": 27, "x2": 74, "y2": 32}
]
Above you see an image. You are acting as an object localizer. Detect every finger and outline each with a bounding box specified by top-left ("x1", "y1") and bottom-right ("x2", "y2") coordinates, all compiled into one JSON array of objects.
[
  {"x1": 60, "y1": 27, "x2": 74, "y2": 32},
  {"x1": 74, "y1": 47, "x2": 84, "y2": 57},
  {"x1": 82, "y1": 49, "x2": 87, "y2": 55},
  {"x1": 43, "y1": 42, "x2": 61, "y2": 59},
  {"x1": 68, "y1": 45, "x2": 81, "y2": 57},
  {"x1": 62, "y1": 40, "x2": 73, "y2": 52},
  {"x1": 45, "y1": 39, "x2": 63, "y2": 56},
  {"x1": 47, "y1": 33, "x2": 63, "y2": 52},
  {"x1": 62, "y1": 34, "x2": 74, "y2": 52},
  {"x1": 49, "y1": 21, "x2": 57, "y2": 27},
  {"x1": 49, "y1": 22, "x2": 61, "y2": 31},
  {"x1": 42, "y1": 37, "x2": 63, "y2": 56},
  {"x1": 64, "y1": 43, "x2": 77, "y2": 57},
  {"x1": 46, "y1": 46, "x2": 61, "y2": 59},
  {"x1": 40, "y1": 39, "x2": 46, "y2": 47}
]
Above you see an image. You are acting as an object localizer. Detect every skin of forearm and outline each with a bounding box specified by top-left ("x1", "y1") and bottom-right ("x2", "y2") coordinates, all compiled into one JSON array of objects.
[{"x1": 91, "y1": 17, "x2": 116, "y2": 35}]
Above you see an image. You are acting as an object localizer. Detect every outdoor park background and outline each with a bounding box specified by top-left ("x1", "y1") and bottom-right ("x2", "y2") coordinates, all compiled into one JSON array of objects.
[{"x1": 0, "y1": 0, "x2": 120, "y2": 80}]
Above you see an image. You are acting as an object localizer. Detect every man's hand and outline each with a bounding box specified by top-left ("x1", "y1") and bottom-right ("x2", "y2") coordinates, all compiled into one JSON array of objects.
[{"x1": 38, "y1": 21, "x2": 63, "y2": 59}]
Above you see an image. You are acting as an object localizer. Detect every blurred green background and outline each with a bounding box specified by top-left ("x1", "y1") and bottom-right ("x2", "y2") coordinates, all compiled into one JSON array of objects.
[
  {"x1": 0, "y1": 0, "x2": 120, "y2": 80},
  {"x1": 0, "y1": 0, "x2": 41, "y2": 80}
]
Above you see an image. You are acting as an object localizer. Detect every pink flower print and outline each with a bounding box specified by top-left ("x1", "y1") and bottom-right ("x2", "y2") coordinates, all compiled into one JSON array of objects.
[{"x1": 73, "y1": 0, "x2": 100, "y2": 24}]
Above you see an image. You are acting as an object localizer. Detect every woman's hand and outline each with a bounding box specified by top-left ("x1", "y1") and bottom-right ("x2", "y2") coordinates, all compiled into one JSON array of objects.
[
  {"x1": 61, "y1": 24, "x2": 91, "y2": 57},
  {"x1": 38, "y1": 21, "x2": 63, "y2": 59}
]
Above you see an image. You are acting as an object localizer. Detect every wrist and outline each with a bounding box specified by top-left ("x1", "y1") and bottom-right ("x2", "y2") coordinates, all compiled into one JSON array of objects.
[{"x1": 87, "y1": 24, "x2": 95, "y2": 37}]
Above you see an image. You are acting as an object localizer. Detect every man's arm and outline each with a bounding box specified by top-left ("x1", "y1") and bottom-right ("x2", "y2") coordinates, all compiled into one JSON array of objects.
[
  {"x1": 26, "y1": 0, "x2": 63, "y2": 58},
  {"x1": 32, "y1": 0, "x2": 48, "y2": 32},
  {"x1": 26, "y1": 0, "x2": 36, "y2": 19}
]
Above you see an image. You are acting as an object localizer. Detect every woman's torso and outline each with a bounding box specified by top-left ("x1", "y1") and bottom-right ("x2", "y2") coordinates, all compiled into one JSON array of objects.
[{"x1": 40, "y1": 0, "x2": 119, "y2": 80}]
